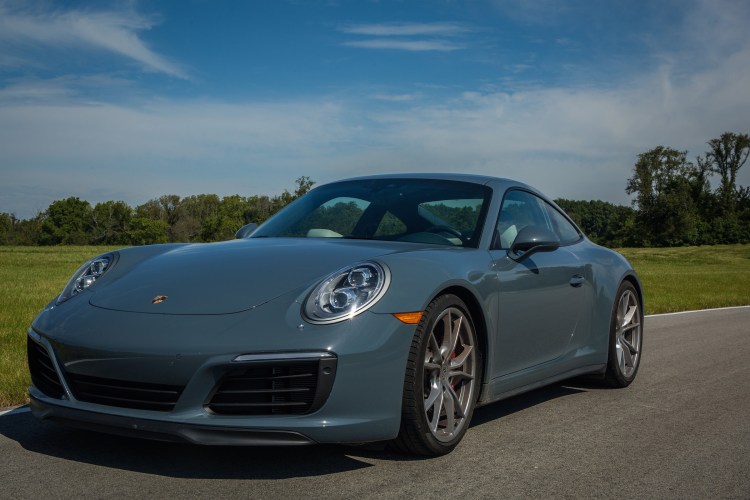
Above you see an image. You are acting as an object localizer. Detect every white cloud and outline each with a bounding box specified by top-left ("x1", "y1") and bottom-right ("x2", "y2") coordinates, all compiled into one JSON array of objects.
[
  {"x1": 340, "y1": 21, "x2": 472, "y2": 52},
  {"x1": 0, "y1": 2, "x2": 188, "y2": 78},
  {"x1": 1, "y1": 0, "x2": 749, "y2": 218},
  {"x1": 0, "y1": 97, "x2": 354, "y2": 216},
  {"x1": 344, "y1": 39, "x2": 464, "y2": 52},
  {"x1": 339, "y1": 22, "x2": 473, "y2": 37},
  {"x1": 370, "y1": 93, "x2": 422, "y2": 102},
  {"x1": 3, "y1": 33, "x2": 748, "y2": 219}
]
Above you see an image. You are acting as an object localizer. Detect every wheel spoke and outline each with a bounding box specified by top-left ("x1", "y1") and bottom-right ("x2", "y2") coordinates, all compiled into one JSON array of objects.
[
  {"x1": 621, "y1": 339, "x2": 633, "y2": 367},
  {"x1": 616, "y1": 342, "x2": 625, "y2": 370},
  {"x1": 428, "y1": 332, "x2": 441, "y2": 363},
  {"x1": 427, "y1": 388, "x2": 444, "y2": 433},
  {"x1": 446, "y1": 384, "x2": 465, "y2": 419},
  {"x1": 425, "y1": 362, "x2": 441, "y2": 371},
  {"x1": 450, "y1": 343, "x2": 473, "y2": 369},
  {"x1": 441, "y1": 312, "x2": 454, "y2": 357},
  {"x1": 618, "y1": 295, "x2": 628, "y2": 323},
  {"x1": 622, "y1": 305, "x2": 637, "y2": 328},
  {"x1": 621, "y1": 336, "x2": 638, "y2": 355},
  {"x1": 448, "y1": 370, "x2": 474, "y2": 381},
  {"x1": 424, "y1": 383, "x2": 441, "y2": 413},
  {"x1": 443, "y1": 386, "x2": 455, "y2": 432},
  {"x1": 621, "y1": 322, "x2": 640, "y2": 333},
  {"x1": 449, "y1": 315, "x2": 463, "y2": 354}
]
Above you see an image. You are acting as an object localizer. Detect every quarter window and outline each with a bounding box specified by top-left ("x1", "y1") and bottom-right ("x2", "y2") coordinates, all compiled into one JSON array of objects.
[
  {"x1": 494, "y1": 190, "x2": 580, "y2": 249},
  {"x1": 544, "y1": 203, "x2": 581, "y2": 245}
]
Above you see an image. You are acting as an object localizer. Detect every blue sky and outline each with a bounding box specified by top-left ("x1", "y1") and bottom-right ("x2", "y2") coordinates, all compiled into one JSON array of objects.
[{"x1": 1, "y1": 0, "x2": 749, "y2": 218}]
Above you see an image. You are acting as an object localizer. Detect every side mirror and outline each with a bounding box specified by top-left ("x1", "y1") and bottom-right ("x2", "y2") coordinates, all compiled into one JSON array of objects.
[
  {"x1": 508, "y1": 226, "x2": 560, "y2": 261},
  {"x1": 235, "y1": 223, "x2": 258, "y2": 239}
]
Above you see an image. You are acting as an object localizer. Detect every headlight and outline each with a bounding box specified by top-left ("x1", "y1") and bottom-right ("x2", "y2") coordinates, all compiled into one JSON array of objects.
[
  {"x1": 303, "y1": 261, "x2": 390, "y2": 324},
  {"x1": 57, "y1": 253, "x2": 116, "y2": 304}
]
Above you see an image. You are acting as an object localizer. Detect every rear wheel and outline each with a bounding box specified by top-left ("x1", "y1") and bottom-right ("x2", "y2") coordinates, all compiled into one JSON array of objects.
[
  {"x1": 604, "y1": 281, "x2": 643, "y2": 387},
  {"x1": 392, "y1": 294, "x2": 481, "y2": 456}
]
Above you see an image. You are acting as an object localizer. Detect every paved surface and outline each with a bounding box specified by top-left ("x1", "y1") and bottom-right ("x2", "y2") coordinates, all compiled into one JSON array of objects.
[{"x1": 2, "y1": 308, "x2": 749, "y2": 499}]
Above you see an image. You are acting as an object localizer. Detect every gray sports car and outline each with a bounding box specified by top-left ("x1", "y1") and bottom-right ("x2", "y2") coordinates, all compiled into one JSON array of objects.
[{"x1": 28, "y1": 174, "x2": 643, "y2": 456}]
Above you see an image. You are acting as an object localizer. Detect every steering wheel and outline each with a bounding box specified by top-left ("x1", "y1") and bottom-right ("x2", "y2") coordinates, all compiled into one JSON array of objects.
[{"x1": 425, "y1": 225, "x2": 465, "y2": 242}]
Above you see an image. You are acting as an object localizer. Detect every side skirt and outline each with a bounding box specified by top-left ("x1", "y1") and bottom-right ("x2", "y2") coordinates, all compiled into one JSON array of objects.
[{"x1": 477, "y1": 363, "x2": 606, "y2": 406}]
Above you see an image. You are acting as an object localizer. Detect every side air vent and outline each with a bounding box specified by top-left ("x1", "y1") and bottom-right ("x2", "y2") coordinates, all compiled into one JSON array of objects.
[
  {"x1": 27, "y1": 338, "x2": 66, "y2": 399},
  {"x1": 207, "y1": 355, "x2": 337, "y2": 416}
]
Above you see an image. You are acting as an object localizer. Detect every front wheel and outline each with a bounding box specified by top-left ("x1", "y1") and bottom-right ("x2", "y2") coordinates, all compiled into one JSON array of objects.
[
  {"x1": 392, "y1": 294, "x2": 481, "y2": 456},
  {"x1": 604, "y1": 281, "x2": 643, "y2": 387}
]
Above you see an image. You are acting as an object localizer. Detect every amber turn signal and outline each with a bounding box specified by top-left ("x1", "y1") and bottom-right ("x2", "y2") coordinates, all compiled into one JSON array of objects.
[{"x1": 392, "y1": 312, "x2": 423, "y2": 324}]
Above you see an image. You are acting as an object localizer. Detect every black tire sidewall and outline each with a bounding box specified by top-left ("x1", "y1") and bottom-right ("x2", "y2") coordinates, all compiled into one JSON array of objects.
[
  {"x1": 606, "y1": 281, "x2": 643, "y2": 387},
  {"x1": 407, "y1": 294, "x2": 481, "y2": 455}
]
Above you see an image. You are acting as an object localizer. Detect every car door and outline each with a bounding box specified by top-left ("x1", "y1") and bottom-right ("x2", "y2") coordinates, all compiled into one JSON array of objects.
[{"x1": 489, "y1": 189, "x2": 586, "y2": 377}]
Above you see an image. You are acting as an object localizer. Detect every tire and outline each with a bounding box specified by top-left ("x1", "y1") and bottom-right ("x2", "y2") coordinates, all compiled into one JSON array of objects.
[
  {"x1": 604, "y1": 281, "x2": 643, "y2": 387},
  {"x1": 391, "y1": 294, "x2": 481, "y2": 456}
]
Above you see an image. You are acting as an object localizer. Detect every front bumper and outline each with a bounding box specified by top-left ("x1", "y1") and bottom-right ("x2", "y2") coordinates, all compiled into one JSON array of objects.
[
  {"x1": 29, "y1": 394, "x2": 315, "y2": 445},
  {"x1": 28, "y1": 294, "x2": 416, "y2": 445}
]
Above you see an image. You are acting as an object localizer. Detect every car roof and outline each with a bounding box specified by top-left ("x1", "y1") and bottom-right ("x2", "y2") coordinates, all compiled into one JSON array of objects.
[{"x1": 329, "y1": 172, "x2": 533, "y2": 192}]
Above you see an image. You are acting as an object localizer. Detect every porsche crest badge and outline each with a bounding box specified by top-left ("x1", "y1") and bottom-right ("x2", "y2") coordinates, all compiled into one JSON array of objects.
[{"x1": 151, "y1": 295, "x2": 168, "y2": 305}]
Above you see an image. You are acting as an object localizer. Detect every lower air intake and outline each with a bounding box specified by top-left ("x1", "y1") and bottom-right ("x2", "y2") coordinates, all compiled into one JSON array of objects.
[
  {"x1": 67, "y1": 373, "x2": 184, "y2": 412},
  {"x1": 27, "y1": 338, "x2": 66, "y2": 399},
  {"x1": 207, "y1": 356, "x2": 337, "y2": 416}
]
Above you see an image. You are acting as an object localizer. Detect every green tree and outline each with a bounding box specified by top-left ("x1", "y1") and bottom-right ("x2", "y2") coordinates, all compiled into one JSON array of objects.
[
  {"x1": 135, "y1": 199, "x2": 166, "y2": 222},
  {"x1": 626, "y1": 147, "x2": 700, "y2": 246},
  {"x1": 276, "y1": 176, "x2": 316, "y2": 207},
  {"x1": 173, "y1": 194, "x2": 220, "y2": 242},
  {"x1": 40, "y1": 197, "x2": 92, "y2": 245},
  {"x1": 201, "y1": 195, "x2": 248, "y2": 241},
  {"x1": 1, "y1": 176, "x2": 320, "y2": 245},
  {"x1": 11, "y1": 212, "x2": 44, "y2": 245},
  {"x1": 0, "y1": 213, "x2": 12, "y2": 245},
  {"x1": 704, "y1": 132, "x2": 750, "y2": 215},
  {"x1": 127, "y1": 217, "x2": 169, "y2": 245},
  {"x1": 694, "y1": 132, "x2": 750, "y2": 243},
  {"x1": 91, "y1": 201, "x2": 132, "y2": 245},
  {"x1": 555, "y1": 199, "x2": 635, "y2": 247},
  {"x1": 244, "y1": 195, "x2": 276, "y2": 224}
]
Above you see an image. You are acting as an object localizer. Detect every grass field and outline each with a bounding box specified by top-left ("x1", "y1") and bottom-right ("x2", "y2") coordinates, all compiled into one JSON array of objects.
[
  {"x1": 1, "y1": 244, "x2": 749, "y2": 407},
  {"x1": 0, "y1": 246, "x2": 121, "y2": 407},
  {"x1": 617, "y1": 245, "x2": 750, "y2": 314}
]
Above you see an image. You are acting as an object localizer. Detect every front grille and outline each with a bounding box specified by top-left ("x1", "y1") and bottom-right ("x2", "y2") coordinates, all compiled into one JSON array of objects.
[
  {"x1": 27, "y1": 338, "x2": 66, "y2": 399},
  {"x1": 207, "y1": 357, "x2": 337, "y2": 416},
  {"x1": 67, "y1": 373, "x2": 184, "y2": 412}
]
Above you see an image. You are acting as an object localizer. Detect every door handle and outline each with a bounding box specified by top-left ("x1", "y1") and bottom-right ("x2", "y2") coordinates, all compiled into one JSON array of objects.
[{"x1": 569, "y1": 274, "x2": 585, "y2": 287}]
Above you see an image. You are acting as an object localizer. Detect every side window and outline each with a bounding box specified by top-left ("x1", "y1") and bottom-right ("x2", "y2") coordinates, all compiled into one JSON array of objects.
[
  {"x1": 543, "y1": 203, "x2": 581, "y2": 245},
  {"x1": 494, "y1": 190, "x2": 548, "y2": 249},
  {"x1": 374, "y1": 211, "x2": 407, "y2": 238}
]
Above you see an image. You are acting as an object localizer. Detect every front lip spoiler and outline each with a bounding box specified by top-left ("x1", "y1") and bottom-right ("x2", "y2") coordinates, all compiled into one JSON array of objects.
[{"x1": 29, "y1": 395, "x2": 316, "y2": 446}]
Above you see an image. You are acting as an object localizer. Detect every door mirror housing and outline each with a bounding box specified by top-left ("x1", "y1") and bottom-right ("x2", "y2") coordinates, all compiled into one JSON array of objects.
[
  {"x1": 509, "y1": 226, "x2": 560, "y2": 261},
  {"x1": 235, "y1": 223, "x2": 258, "y2": 239}
]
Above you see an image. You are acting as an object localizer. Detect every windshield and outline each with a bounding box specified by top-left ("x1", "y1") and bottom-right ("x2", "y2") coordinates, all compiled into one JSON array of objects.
[{"x1": 252, "y1": 178, "x2": 492, "y2": 248}]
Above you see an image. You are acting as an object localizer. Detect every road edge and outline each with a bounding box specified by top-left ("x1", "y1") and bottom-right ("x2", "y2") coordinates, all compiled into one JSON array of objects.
[
  {"x1": 646, "y1": 304, "x2": 750, "y2": 318},
  {"x1": 0, "y1": 405, "x2": 30, "y2": 417}
]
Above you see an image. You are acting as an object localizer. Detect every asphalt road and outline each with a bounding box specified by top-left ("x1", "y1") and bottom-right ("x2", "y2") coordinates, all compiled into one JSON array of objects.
[{"x1": 2, "y1": 307, "x2": 748, "y2": 499}]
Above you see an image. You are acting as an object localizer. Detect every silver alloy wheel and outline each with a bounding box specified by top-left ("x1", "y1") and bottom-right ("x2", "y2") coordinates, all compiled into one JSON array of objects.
[
  {"x1": 615, "y1": 289, "x2": 642, "y2": 378},
  {"x1": 423, "y1": 307, "x2": 477, "y2": 442}
]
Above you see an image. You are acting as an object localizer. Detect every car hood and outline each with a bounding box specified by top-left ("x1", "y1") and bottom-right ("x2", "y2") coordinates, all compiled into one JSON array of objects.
[{"x1": 89, "y1": 238, "x2": 414, "y2": 315}]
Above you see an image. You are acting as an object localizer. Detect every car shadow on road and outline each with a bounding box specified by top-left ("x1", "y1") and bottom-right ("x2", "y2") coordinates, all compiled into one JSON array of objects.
[
  {"x1": 469, "y1": 382, "x2": 590, "y2": 427},
  {"x1": 0, "y1": 382, "x2": 595, "y2": 478}
]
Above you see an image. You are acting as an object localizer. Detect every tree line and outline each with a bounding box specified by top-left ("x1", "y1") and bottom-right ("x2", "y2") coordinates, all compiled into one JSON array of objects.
[
  {"x1": 0, "y1": 177, "x2": 315, "y2": 246},
  {"x1": 560, "y1": 132, "x2": 749, "y2": 247},
  {"x1": 1, "y1": 132, "x2": 748, "y2": 247}
]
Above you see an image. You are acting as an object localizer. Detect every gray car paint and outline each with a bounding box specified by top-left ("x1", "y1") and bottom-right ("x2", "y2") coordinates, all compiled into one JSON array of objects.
[{"x1": 28, "y1": 173, "x2": 641, "y2": 444}]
